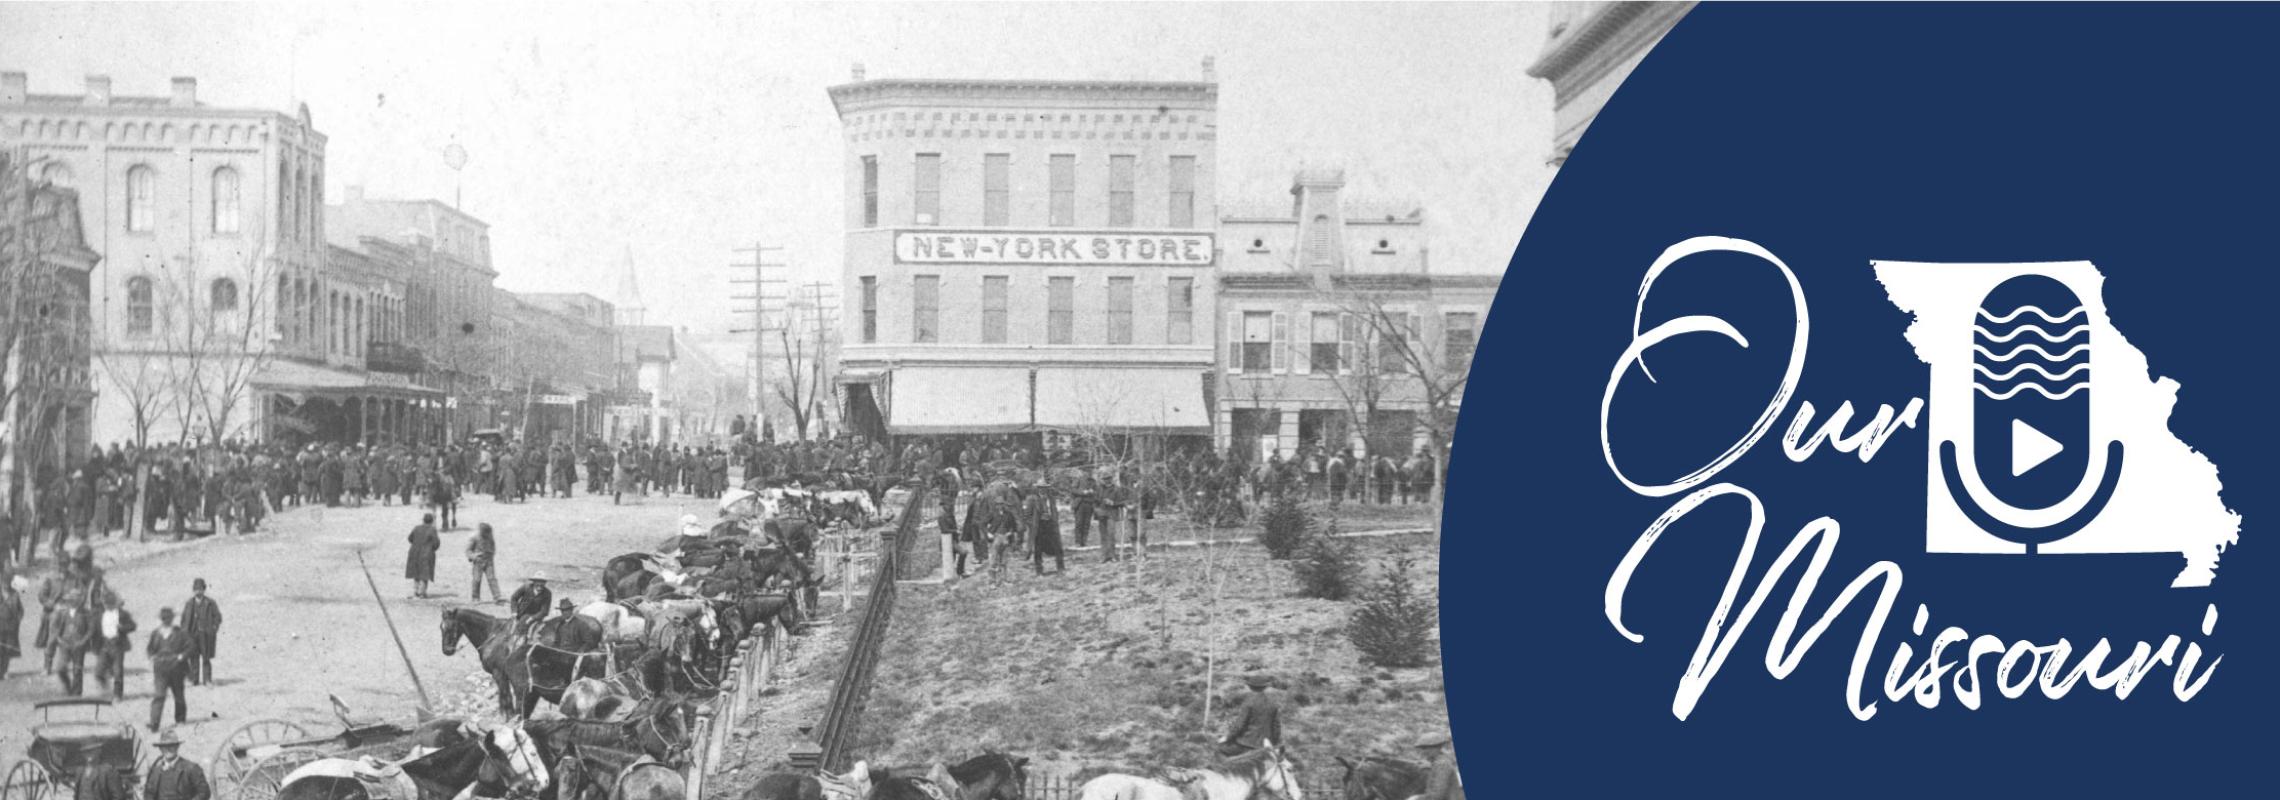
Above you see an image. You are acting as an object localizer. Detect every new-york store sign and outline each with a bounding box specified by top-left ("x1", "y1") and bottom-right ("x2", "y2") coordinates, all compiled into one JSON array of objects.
[{"x1": 895, "y1": 229, "x2": 1215, "y2": 266}]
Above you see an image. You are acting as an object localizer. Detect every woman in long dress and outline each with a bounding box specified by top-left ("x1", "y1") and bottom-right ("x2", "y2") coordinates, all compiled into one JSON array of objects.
[{"x1": 405, "y1": 513, "x2": 441, "y2": 598}]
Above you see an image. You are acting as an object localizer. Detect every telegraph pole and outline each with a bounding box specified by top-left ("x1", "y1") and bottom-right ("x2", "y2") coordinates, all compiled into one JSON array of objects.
[
  {"x1": 800, "y1": 281, "x2": 841, "y2": 438},
  {"x1": 730, "y1": 242, "x2": 786, "y2": 438}
]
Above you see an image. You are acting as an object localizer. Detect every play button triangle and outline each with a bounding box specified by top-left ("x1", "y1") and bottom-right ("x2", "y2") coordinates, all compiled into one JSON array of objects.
[{"x1": 2012, "y1": 418, "x2": 2065, "y2": 477}]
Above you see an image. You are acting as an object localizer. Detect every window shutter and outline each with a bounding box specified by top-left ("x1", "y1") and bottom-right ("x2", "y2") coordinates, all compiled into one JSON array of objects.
[
  {"x1": 1342, "y1": 313, "x2": 1359, "y2": 373},
  {"x1": 1271, "y1": 312, "x2": 1289, "y2": 374},
  {"x1": 1227, "y1": 310, "x2": 1243, "y2": 370},
  {"x1": 1293, "y1": 311, "x2": 1312, "y2": 375}
]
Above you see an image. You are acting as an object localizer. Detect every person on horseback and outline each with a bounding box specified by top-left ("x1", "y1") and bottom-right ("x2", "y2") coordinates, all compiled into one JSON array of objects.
[
  {"x1": 1218, "y1": 675, "x2": 1284, "y2": 759},
  {"x1": 511, "y1": 573, "x2": 553, "y2": 635}
]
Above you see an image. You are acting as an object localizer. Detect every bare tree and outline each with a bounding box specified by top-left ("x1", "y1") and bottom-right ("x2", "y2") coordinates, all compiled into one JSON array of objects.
[
  {"x1": 153, "y1": 219, "x2": 280, "y2": 444},
  {"x1": 0, "y1": 150, "x2": 92, "y2": 564},
  {"x1": 771, "y1": 326, "x2": 823, "y2": 441},
  {"x1": 1323, "y1": 288, "x2": 1469, "y2": 541}
]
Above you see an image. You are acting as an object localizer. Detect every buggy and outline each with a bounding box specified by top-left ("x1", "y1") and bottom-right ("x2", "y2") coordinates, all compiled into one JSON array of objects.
[{"x1": 2, "y1": 699, "x2": 143, "y2": 800}]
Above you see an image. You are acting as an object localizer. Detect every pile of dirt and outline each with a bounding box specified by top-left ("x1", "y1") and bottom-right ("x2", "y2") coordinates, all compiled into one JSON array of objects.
[{"x1": 848, "y1": 531, "x2": 1447, "y2": 783}]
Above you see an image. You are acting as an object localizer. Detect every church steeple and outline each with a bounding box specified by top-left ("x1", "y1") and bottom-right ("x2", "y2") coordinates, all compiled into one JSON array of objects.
[{"x1": 615, "y1": 246, "x2": 646, "y2": 326}]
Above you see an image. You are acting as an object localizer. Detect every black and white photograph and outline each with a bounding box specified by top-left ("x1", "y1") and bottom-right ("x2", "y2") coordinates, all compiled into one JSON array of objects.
[{"x1": 0, "y1": 3, "x2": 1686, "y2": 799}]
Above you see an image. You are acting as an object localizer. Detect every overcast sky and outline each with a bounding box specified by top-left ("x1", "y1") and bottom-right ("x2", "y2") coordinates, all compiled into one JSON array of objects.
[{"x1": 0, "y1": 1, "x2": 1554, "y2": 334}]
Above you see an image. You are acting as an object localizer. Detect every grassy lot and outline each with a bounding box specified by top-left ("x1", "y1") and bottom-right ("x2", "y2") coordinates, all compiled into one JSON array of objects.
[
  {"x1": 1116, "y1": 497, "x2": 1440, "y2": 545},
  {"x1": 848, "y1": 524, "x2": 1447, "y2": 783}
]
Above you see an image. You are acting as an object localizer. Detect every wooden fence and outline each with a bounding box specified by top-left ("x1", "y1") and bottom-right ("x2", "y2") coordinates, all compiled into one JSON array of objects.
[
  {"x1": 681, "y1": 591, "x2": 786, "y2": 799},
  {"x1": 814, "y1": 482, "x2": 931, "y2": 773}
]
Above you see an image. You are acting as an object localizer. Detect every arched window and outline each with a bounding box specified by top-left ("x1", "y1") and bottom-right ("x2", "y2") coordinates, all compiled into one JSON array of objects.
[
  {"x1": 211, "y1": 278, "x2": 239, "y2": 312},
  {"x1": 211, "y1": 167, "x2": 241, "y2": 234},
  {"x1": 278, "y1": 162, "x2": 292, "y2": 240},
  {"x1": 126, "y1": 166, "x2": 156, "y2": 232},
  {"x1": 353, "y1": 297, "x2": 365, "y2": 357},
  {"x1": 126, "y1": 276, "x2": 154, "y2": 335},
  {"x1": 42, "y1": 162, "x2": 74, "y2": 188},
  {"x1": 1304, "y1": 214, "x2": 1333, "y2": 266},
  {"x1": 278, "y1": 275, "x2": 291, "y2": 341},
  {"x1": 310, "y1": 169, "x2": 324, "y2": 241}
]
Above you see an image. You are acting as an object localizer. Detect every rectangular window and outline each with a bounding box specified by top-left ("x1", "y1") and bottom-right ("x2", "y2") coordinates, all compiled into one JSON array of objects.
[
  {"x1": 1168, "y1": 156, "x2": 1196, "y2": 228},
  {"x1": 1106, "y1": 277, "x2": 1135, "y2": 345},
  {"x1": 1378, "y1": 311, "x2": 1414, "y2": 374},
  {"x1": 1167, "y1": 277, "x2": 1194, "y2": 345},
  {"x1": 1241, "y1": 311, "x2": 1273, "y2": 374},
  {"x1": 1108, "y1": 155, "x2": 1135, "y2": 228},
  {"x1": 1049, "y1": 154, "x2": 1075, "y2": 227},
  {"x1": 1445, "y1": 311, "x2": 1479, "y2": 372},
  {"x1": 860, "y1": 156, "x2": 878, "y2": 227},
  {"x1": 913, "y1": 275, "x2": 939, "y2": 343},
  {"x1": 1311, "y1": 312, "x2": 1343, "y2": 374},
  {"x1": 1047, "y1": 277, "x2": 1074, "y2": 344},
  {"x1": 913, "y1": 154, "x2": 941, "y2": 225},
  {"x1": 981, "y1": 276, "x2": 1009, "y2": 343},
  {"x1": 860, "y1": 276, "x2": 878, "y2": 343},
  {"x1": 983, "y1": 154, "x2": 1010, "y2": 226}
]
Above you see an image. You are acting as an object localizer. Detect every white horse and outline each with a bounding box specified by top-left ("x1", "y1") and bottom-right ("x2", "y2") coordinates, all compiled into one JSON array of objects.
[
  {"x1": 1166, "y1": 744, "x2": 1305, "y2": 800},
  {"x1": 1075, "y1": 774, "x2": 1186, "y2": 800},
  {"x1": 276, "y1": 725, "x2": 550, "y2": 800},
  {"x1": 576, "y1": 600, "x2": 648, "y2": 644}
]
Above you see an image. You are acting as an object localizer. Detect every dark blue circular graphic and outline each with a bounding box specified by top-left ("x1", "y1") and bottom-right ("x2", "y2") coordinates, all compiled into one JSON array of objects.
[{"x1": 1448, "y1": 5, "x2": 2276, "y2": 796}]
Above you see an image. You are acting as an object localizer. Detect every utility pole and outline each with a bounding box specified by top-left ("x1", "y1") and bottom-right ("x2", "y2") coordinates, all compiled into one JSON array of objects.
[
  {"x1": 730, "y1": 242, "x2": 786, "y2": 439},
  {"x1": 799, "y1": 281, "x2": 840, "y2": 438}
]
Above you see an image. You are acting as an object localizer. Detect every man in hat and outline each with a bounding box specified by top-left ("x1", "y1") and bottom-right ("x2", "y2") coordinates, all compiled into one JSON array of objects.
[
  {"x1": 467, "y1": 523, "x2": 502, "y2": 603},
  {"x1": 510, "y1": 573, "x2": 552, "y2": 634},
  {"x1": 75, "y1": 742, "x2": 133, "y2": 800},
  {"x1": 94, "y1": 593, "x2": 136, "y2": 700},
  {"x1": 146, "y1": 607, "x2": 193, "y2": 731},
  {"x1": 1025, "y1": 476, "x2": 1064, "y2": 576},
  {"x1": 182, "y1": 579, "x2": 222, "y2": 685},
  {"x1": 1218, "y1": 674, "x2": 1285, "y2": 758},
  {"x1": 1408, "y1": 732, "x2": 1463, "y2": 800},
  {"x1": 142, "y1": 729, "x2": 209, "y2": 800},
  {"x1": 0, "y1": 569, "x2": 23, "y2": 679}
]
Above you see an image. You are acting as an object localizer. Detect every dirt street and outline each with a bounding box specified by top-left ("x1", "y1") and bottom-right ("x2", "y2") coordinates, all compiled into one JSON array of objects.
[{"x1": 0, "y1": 488, "x2": 718, "y2": 773}]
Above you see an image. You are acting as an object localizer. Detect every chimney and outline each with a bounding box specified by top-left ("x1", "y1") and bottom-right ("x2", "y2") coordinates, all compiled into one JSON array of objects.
[
  {"x1": 851, "y1": 62, "x2": 866, "y2": 82},
  {"x1": 170, "y1": 76, "x2": 197, "y2": 107},
  {"x1": 84, "y1": 74, "x2": 110, "y2": 106},
  {"x1": 1202, "y1": 56, "x2": 1216, "y2": 83},
  {"x1": 1, "y1": 72, "x2": 25, "y2": 105}
]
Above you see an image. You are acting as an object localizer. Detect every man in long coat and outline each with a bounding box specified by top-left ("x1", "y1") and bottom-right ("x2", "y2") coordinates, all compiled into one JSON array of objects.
[
  {"x1": 146, "y1": 607, "x2": 193, "y2": 730},
  {"x1": 1025, "y1": 477, "x2": 1064, "y2": 575},
  {"x1": 142, "y1": 731, "x2": 209, "y2": 800},
  {"x1": 182, "y1": 579, "x2": 221, "y2": 685},
  {"x1": 0, "y1": 570, "x2": 23, "y2": 679},
  {"x1": 405, "y1": 514, "x2": 441, "y2": 598}
]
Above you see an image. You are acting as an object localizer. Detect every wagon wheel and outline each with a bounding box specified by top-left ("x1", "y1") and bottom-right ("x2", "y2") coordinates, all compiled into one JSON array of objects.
[
  {"x1": 2, "y1": 760, "x2": 57, "y2": 800},
  {"x1": 233, "y1": 747, "x2": 326, "y2": 800},
  {"x1": 208, "y1": 720, "x2": 314, "y2": 795}
]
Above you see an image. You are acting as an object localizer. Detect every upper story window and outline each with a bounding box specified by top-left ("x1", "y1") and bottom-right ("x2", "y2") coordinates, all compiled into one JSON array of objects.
[
  {"x1": 278, "y1": 162, "x2": 293, "y2": 241},
  {"x1": 1445, "y1": 311, "x2": 1479, "y2": 372},
  {"x1": 981, "y1": 275, "x2": 1009, "y2": 344},
  {"x1": 1239, "y1": 311, "x2": 1273, "y2": 374},
  {"x1": 42, "y1": 162, "x2": 73, "y2": 189},
  {"x1": 1107, "y1": 155, "x2": 1135, "y2": 228},
  {"x1": 126, "y1": 165, "x2": 157, "y2": 233},
  {"x1": 1047, "y1": 276, "x2": 1074, "y2": 344},
  {"x1": 982, "y1": 154, "x2": 1010, "y2": 226},
  {"x1": 913, "y1": 153, "x2": 941, "y2": 225},
  {"x1": 1310, "y1": 311, "x2": 1345, "y2": 374},
  {"x1": 126, "y1": 276, "x2": 154, "y2": 336},
  {"x1": 1377, "y1": 311, "x2": 1415, "y2": 374},
  {"x1": 859, "y1": 276, "x2": 878, "y2": 343},
  {"x1": 912, "y1": 275, "x2": 939, "y2": 343},
  {"x1": 1167, "y1": 277, "x2": 1194, "y2": 345},
  {"x1": 211, "y1": 278, "x2": 239, "y2": 313},
  {"x1": 211, "y1": 167, "x2": 242, "y2": 234},
  {"x1": 860, "y1": 156, "x2": 879, "y2": 227},
  {"x1": 1105, "y1": 276, "x2": 1134, "y2": 345},
  {"x1": 1048, "y1": 154, "x2": 1075, "y2": 227},
  {"x1": 1169, "y1": 156, "x2": 1196, "y2": 228}
]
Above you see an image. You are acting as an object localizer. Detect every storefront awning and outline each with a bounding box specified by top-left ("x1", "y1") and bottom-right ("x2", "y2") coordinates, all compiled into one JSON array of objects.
[
  {"x1": 254, "y1": 360, "x2": 445, "y2": 401},
  {"x1": 887, "y1": 366, "x2": 1032, "y2": 434},
  {"x1": 1033, "y1": 367, "x2": 1209, "y2": 433}
]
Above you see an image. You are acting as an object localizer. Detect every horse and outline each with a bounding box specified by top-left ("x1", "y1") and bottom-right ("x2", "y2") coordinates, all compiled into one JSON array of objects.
[
  {"x1": 868, "y1": 776, "x2": 951, "y2": 800},
  {"x1": 442, "y1": 607, "x2": 611, "y2": 717},
  {"x1": 1074, "y1": 775, "x2": 1186, "y2": 800},
  {"x1": 714, "y1": 593, "x2": 801, "y2": 644},
  {"x1": 578, "y1": 600, "x2": 650, "y2": 645},
  {"x1": 874, "y1": 753, "x2": 1027, "y2": 800},
  {"x1": 603, "y1": 554, "x2": 672, "y2": 602},
  {"x1": 1333, "y1": 756, "x2": 1426, "y2": 800},
  {"x1": 761, "y1": 515, "x2": 820, "y2": 561},
  {"x1": 531, "y1": 609, "x2": 607, "y2": 652},
  {"x1": 560, "y1": 677, "x2": 636, "y2": 722},
  {"x1": 744, "y1": 762, "x2": 872, "y2": 800},
  {"x1": 523, "y1": 697, "x2": 692, "y2": 770},
  {"x1": 1164, "y1": 744, "x2": 1305, "y2": 800},
  {"x1": 609, "y1": 759, "x2": 685, "y2": 800}
]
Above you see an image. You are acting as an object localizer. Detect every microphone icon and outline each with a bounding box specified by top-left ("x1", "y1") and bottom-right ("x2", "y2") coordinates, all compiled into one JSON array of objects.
[{"x1": 1936, "y1": 274, "x2": 2124, "y2": 553}]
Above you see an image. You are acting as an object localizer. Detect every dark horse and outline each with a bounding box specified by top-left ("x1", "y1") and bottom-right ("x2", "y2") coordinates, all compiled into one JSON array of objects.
[
  {"x1": 442, "y1": 607, "x2": 611, "y2": 717},
  {"x1": 1334, "y1": 756, "x2": 1425, "y2": 800},
  {"x1": 523, "y1": 693, "x2": 694, "y2": 767},
  {"x1": 875, "y1": 753, "x2": 1028, "y2": 800},
  {"x1": 714, "y1": 593, "x2": 801, "y2": 645}
]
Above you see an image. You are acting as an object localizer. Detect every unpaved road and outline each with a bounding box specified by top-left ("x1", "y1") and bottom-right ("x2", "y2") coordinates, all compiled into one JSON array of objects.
[{"x1": 0, "y1": 488, "x2": 719, "y2": 777}]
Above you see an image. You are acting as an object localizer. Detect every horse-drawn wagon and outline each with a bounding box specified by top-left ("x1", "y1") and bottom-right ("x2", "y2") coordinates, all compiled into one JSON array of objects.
[
  {"x1": 1, "y1": 699, "x2": 142, "y2": 800},
  {"x1": 207, "y1": 700, "x2": 444, "y2": 800}
]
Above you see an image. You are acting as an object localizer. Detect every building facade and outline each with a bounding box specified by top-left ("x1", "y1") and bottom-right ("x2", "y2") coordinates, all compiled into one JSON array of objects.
[
  {"x1": 1, "y1": 73, "x2": 358, "y2": 444},
  {"x1": 1216, "y1": 169, "x2": 1496, "y2": 462},
  {"x1": 2, "y1": 180, "x2": 101, "y2": 520},
  {"x1": 328, "y1": 187, "x2": 498, "y2": 439},
  {"x1": 489, "y1": 290, "x2": 618, "y2": 444},
  {"x1": 1525, "y1": 2, "x2": 1695, "y2": 166},
  {"x1": 828, "y1": 63, "x2": 1220, "y2": 445}
]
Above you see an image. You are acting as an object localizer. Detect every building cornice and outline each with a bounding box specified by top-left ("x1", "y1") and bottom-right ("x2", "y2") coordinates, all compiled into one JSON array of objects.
[
  {"x1": 1526, "y1": 2, "x2": 1694, "y2": 93},
  {"x1": 829, "y1": 78, "x2": 1217, "y2": 117}
]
